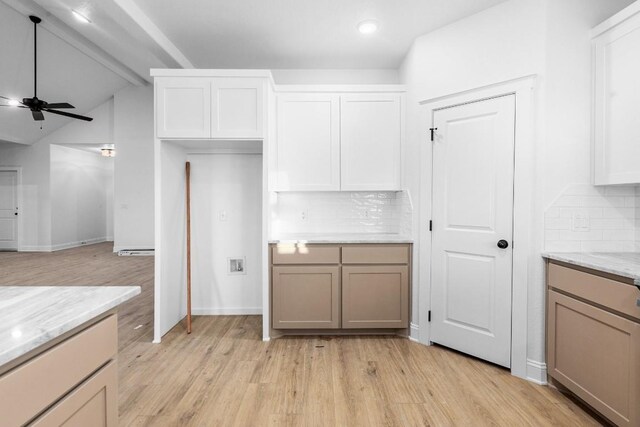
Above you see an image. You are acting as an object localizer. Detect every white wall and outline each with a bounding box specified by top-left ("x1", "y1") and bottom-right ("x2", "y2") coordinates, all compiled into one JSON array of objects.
[
  {"x1": 189, "y1": 154, "x2": 263, "y2": 314},
  {"x1": 156, "y1": 141, "x2": 187, "y2": 340},
  {"x1": 0, "y1": 142, "x2": 51, "y2": 250},
  {"x1": 50, "y1": 145, "x2": 113, "y2": 250},
  {"x1": 398, "y1": 0, "x2": 634, "y2": 375},
  {"x1": 113, "y1": 85, "x2": 155, "y2": 251},
  {"x1": 271, "y1": 69, "x2": 399, "y2": 84}
]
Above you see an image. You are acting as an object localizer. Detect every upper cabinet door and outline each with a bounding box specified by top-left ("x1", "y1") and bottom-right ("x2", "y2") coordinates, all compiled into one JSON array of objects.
[
  {"x1": 156, "y1": 78, "x2": 211, "y2": 139},
  {"x1": 211, "y1": 78, "x2": 264, "y2": 139},
  {"x1": 340, "y1": 94, "x2": 402, "y2": 190},
  {"x1": 593, "y1": 8, "x2": 640, "y2": 185},
  {"x1": 276, "y1": 94, "x2": 340, "y2": 191}
]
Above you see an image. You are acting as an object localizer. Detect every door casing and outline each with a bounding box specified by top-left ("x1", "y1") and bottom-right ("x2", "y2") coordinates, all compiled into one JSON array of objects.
[
  {"x1": 418, "y1": 76, "x2": 537, "y2": 381},
  {"x1": 0, "y1": 167, "x2": 22, "y2": 252}
]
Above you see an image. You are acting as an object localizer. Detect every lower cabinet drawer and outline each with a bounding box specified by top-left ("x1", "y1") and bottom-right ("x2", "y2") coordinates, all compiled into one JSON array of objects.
[
  {"x1": 342, "y1": 265, "x2": 409, "y2": 329},
  {"x1": 548, "y1": 262, "x2": 640, "y2": 321},
  {"x1": 0, "y1": 315, "x2": 117, "y2": 427},
  {"x1": 342, "y1": 245, "x2": 409, "y2": 265},
  {"x1": 547, "y1": 290, "x2": 640, "y2": 426},
  {"x1": 29, "y1": 360, "x2": 118, "y2": 427},
  {"x1": 272, "y1": 266, "x2": 340, "y2": 329}
]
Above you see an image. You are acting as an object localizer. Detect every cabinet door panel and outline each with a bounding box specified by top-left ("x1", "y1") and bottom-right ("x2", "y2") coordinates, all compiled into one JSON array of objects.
[
  {"x1": 341, "y1": 94, "x2": 402, "y2": 190},
  {"x1": 342, "y1": 265, "x2": 408, "y2": 329},
  {"x1": 156, "y1": 78, "x2": 211, "y2": 138},
  {"x1": 276, "y1": 94, "x2": 340, "y2": 191},
  {"x1": 547, "y1": 290, "x2": 640, "y2": 426},
  {"x1": 212, "y1": 78, "x2": 264, "y2": 139},
  {"x1": 593, "y1": 12, "x2": 640, "y2": 184},
  {"x1": 272, "y1": 266, "x2": 340, "y2": 329},
  {"x1": 30, "y1": 360, "x2": 118, "y2": 427}
]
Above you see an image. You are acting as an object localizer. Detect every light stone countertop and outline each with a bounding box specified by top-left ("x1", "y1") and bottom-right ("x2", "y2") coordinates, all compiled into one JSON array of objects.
[
  {"x1": 0, "y1": 286, "x2": 140, "y2": 369},
  {"x1": 542, "y1": 252, "x2": 640, "y2": 286},
  {"x1": 269, "y1": 234, "x2": 413, "y2": 244}
]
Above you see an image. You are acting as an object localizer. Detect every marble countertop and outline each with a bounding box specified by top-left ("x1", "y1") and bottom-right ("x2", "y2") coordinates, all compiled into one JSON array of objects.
[
  {"x1": 269, "y1": 233, "x2": 413, "y2": 244},
  {"x1": 0, "y1": 286, "x2": 140, "y2": 369},
  {"x1": 542, "y1": 252, "x2": 640, "y2": 286}
]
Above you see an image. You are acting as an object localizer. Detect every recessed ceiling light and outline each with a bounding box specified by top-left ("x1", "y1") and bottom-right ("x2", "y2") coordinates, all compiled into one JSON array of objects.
[
  {"x1": 8, "y1": 99, "x2": 20, "y2": 107},
  {"x1": 72, "y1": 10, "x2": 91, "y2": 24},
  {"x1": 358, "y1": 20, "x2": 378, "y2": 35}
]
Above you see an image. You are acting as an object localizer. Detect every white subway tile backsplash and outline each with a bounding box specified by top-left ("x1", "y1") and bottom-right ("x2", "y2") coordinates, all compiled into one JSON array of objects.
[
  {"x1": 272, "y1": 191, "x2": 413, "y2": 236},
  {"x1": 544, "y1": 184, "x2": 640, "y2": 252}
]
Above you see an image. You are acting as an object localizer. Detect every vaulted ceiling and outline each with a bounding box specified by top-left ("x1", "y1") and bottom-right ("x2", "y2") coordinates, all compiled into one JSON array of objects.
[{"x1": 0, "y1": 0, "x2": 507, "y2": 145}]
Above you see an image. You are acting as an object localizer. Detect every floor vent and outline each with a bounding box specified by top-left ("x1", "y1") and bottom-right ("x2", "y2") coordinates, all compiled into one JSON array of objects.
[{"x1": 118, "y1": 249, "x2": 154, "y2": 257}]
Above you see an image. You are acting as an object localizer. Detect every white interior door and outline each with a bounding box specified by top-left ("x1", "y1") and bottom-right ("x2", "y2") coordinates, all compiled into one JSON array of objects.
[
  {"x1": 0, "y1": 171, "x2": 18, "y2": 251},
  {"x1": 430, "y1": 95, "x2": 515, "y2": 368}
]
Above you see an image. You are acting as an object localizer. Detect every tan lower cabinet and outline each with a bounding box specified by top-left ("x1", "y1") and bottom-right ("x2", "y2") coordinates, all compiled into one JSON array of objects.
[
  {"x1": 0, "y1": 314, "x2": 118, "y2": 427},
  {"x1": 546, "y1": 261, "x2": 640, "y2": 427},
  {"x1": 342, "y1": 265, "x2": 408, "y2": 329},
  {"x1": 272, "y1": 266, "x2": 340, "y2": 329},
  {"x1": 270, "y1": 243, "x2": 411, "y2": 333}
]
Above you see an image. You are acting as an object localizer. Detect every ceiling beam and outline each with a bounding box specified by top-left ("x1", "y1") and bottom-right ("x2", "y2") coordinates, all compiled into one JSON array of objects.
[
  {"x1": 1, "y1": 0, "x2": 148, "y2": 86},
  {"x1": 112, "y1": 0, "x2": 194, "y2": 69}
]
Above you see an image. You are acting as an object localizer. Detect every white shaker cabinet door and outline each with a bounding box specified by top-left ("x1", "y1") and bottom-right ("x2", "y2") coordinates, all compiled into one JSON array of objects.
[
  {"x1": 593, "y1": 9, "x2": 640, "y2": 184},
  {"x1": 156, "y1": 78, "x2": 211, "y2": 139},
  {"x1": 340, "y1": 94, "x2": 402, "y2": 190},
  {"x1": 211, "y1": 78, "x2": 264, "y2": 139},
  {"x1": 275, "y1": 94, "x2": 340, "y2": 191}
]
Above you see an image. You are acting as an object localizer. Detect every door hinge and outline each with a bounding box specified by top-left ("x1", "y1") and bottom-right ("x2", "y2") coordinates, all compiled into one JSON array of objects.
[
  {"x1": 429, "y1": 127, "x2": 437, "y2": 141},
  {"x1": 428, "y1": 310, "x2": 431, "y2": 322},
  {"x1": 429, "y1": 220, "x2": 432, "y2": 231}
]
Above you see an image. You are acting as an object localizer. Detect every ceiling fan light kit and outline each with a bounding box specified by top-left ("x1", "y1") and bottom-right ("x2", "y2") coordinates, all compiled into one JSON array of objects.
[{"x1": 0, "y1": 15, "x2": 93, "y2": 122}]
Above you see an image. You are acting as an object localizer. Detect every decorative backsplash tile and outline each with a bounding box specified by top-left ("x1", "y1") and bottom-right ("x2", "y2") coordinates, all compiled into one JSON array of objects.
[
  {"x1": 271, "y1": 191, "x2": 413, "y2": 236},
  {"x1": 544, "y1": 184, "x2": 637, "y2": 252}
]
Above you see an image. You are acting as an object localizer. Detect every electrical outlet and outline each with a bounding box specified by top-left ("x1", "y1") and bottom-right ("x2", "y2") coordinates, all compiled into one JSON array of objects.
[
  {"x1": 300, "y1": 210, "x2": 308, "y2": 221},
  {"x1": 571, "y1": 212, "x2": 590, "y2": 232},
  {"x1": 219, "y1": 210, "x2": 228, "y2": 221}
]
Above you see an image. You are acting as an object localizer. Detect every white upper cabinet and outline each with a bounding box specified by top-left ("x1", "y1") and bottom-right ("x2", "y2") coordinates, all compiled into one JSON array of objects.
[
  {"x1": 212, "y1": 78, "x2": 264, "y2": 139},
  {"x1": 592, "y1": 3, "x2": 640, "y2": 185},
  {"x1": 276, "y1": 93, "x2": 340, "y2": 191},
  {"x1": 340, "y1": 94, "x2": 402, "y2": 191},
  {"x1": 156, "y1": 78, "x2": 211, "y2": 139},
  {"x1": 154, "y1": 74, "x2": 265, "y2": 140},
  {"x1": 274, "y1": 88, "x2": 405, "y2": 191}
]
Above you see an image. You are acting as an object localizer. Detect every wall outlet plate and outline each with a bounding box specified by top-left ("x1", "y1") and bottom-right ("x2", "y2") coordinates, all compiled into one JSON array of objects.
[
  {"x1": 571, "y1": 212, "x2": 590, "y2": 232},
  {"x1": 228, "y1": 257, "x2": 246, "y2": 275}
]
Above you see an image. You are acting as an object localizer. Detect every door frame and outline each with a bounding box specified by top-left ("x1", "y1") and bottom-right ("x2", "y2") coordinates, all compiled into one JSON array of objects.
[
  {"x1": 0, "y1": 167, "x2": 23, "y2": 251},
  {"x1": 418, "y1": 75, "x2": 536, "y2": 381}
]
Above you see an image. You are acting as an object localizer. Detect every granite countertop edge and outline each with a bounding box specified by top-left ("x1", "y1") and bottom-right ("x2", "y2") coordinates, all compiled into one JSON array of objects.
[
  {"x1": 542, "y1": 252, "x2": 640, "y2": 286},
  {"x1": 0, "y1": 286, "x2": 141, "y2": 369}
]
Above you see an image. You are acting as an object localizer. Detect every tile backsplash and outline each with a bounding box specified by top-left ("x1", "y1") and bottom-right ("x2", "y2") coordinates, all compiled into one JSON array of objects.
[
  {"x1": 544, "y1": 184, "x2": 637, "y2": 252},
  {"x1": 271, "y1": 191, "x2": 413, "y2": 236}
]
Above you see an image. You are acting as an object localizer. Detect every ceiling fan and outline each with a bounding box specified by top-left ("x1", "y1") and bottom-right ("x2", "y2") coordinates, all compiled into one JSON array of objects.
[{"x1": 0, "y1": 15, "x2": 93, "y2": 122}]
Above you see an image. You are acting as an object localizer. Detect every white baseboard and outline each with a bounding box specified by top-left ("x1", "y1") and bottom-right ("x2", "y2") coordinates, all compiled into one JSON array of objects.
[
  {"x1": 19, "y1": 246, "x2": 52, "y2": 252},
  {"x1": 50, "y1": 237, "x2": 108, "y2": 252},
  {"x1": 409, "y1": 322, "x2": 420, "y2": 342},
  {"x1": 526, "y1": 359, "x2": 548, "y2": 385},
  {"x1": 192, "y1": 307, "x2": 262, "y2": 315}
]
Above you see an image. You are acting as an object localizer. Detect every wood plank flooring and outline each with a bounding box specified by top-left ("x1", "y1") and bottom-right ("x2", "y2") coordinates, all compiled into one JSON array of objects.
[{"x1": 1, "y1": 243, "x2": 602, "y2": 426}]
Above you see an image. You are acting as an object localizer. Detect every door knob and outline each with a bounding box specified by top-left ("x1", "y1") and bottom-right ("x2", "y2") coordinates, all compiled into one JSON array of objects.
[{"x1": 497, "y1": 239, "x2": 509, "y2": 249}]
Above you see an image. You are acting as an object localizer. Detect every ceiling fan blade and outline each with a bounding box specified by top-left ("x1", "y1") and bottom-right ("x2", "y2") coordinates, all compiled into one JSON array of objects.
[
  {"x1": 45, "y1": 102, "x2": 75, "y2": 109},
  {"x1": 0, "y1": 105, "x2": 27, "y2": 108},
  {"x1": 43, "y1": 108, "x2": 93, "y2": 122},
  {"x1": 32, "y1": 110, "x2": 44, "y2": 121},
  {"x1": 0, "y1": 95, "x2": 26, "y2": 106}
]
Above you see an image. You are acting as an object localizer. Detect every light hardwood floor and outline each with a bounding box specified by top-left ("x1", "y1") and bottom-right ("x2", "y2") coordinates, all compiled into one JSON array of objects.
[{"x1": 1, "y1": 243, "x2": 602, "y2": 426}]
